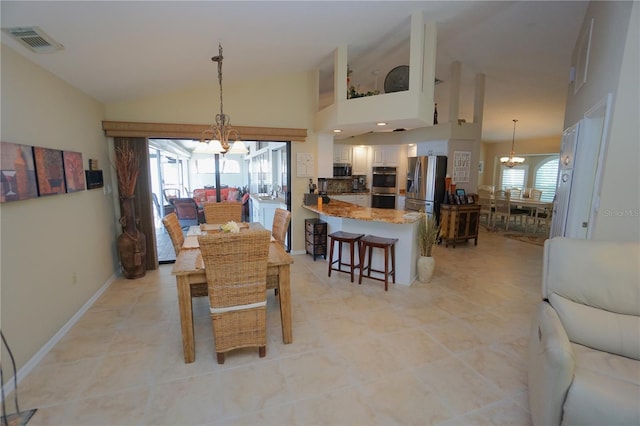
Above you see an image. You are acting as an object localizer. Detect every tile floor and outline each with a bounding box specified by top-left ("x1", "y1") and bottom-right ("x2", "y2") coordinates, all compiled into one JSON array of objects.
[{"x1": 10, "y1": 228, "x2": 542, "y2": 425}]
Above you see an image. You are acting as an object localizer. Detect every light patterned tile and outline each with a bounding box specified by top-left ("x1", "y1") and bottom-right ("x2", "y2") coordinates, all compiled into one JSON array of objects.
[{"x1": 14, "y1": 227, "x2": 545, "y2": 425}]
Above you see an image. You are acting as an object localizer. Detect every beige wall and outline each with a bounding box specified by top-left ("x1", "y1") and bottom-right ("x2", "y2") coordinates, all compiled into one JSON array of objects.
[
  {"x1": 1, "y1": 45, "x2": 119, "y2": 372},
  {"x1": 479, "y1": 136, "x2": 561, "y2": 188},
  {"x1": 105, "y1": 69, "x2": 322, "y2": 255},
  {"x1": 563, "y1": 2, "x2": 639, "y2": 241}
]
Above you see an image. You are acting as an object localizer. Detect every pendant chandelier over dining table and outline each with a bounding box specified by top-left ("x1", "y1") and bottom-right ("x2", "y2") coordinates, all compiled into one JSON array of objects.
[
  {"x1": 200, "y1": 43, "x2": 248, "y2": 155},
  {"x1": 500, "y1": 119, "x2": 525, "y2": 168}
]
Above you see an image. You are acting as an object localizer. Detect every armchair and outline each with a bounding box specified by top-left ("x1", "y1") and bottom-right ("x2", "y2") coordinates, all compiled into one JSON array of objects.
[
  {"x1": 528, "y1": 237, "x2": 639, "y2": 425},
  {"x1": 170, "y1": 197, "x2": 203, "y2": 228}
]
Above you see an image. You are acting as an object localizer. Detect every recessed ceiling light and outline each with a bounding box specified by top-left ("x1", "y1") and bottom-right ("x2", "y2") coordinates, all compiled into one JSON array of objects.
[
  {"x1": 333, "y1": 129, "x2": 342, "y2": 133},
  {"x1": 376, "y1": 122, "x2": 387, "y2": 126}
]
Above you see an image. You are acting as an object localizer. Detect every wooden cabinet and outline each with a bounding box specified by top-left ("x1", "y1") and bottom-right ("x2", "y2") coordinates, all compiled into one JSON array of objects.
[
  {"x1": 372, "y1": 146, "x2": 398, "y2": 167},
  {"x1": 305, "y1": 218, "x2": 327, "y2": 260},
  {"x1": 439, "y1": 204, "x2": 480, "y2": 248},
  {"x1": 352, "y1": 146, "x2": 369, "y2": 175}
]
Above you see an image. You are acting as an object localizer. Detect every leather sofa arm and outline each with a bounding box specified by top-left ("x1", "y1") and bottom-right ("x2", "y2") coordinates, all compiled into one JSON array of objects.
[{"x1": 528, "y1": 301, "x2": 575, "y2": 426}]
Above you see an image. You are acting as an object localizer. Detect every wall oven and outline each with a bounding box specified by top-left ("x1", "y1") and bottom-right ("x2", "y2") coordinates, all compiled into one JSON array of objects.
[{"x1": 371, "y1": 166, "x2": 397, "y2": 209}]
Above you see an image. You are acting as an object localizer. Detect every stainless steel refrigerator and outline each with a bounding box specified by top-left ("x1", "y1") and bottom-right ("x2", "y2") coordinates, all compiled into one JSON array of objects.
[{"x1": 405, "y1": 156, "x2": 447, "y2": 221}]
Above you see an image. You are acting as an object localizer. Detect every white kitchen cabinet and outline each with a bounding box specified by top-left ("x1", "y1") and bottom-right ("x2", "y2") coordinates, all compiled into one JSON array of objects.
[
  {"x1": 352, "y1": 146, "x2": 369, "y2": 175},
  {"x1": 330, "y1": 194, "x2": 355, "y2": 204},
  {"x1": 407, "y1": 144, "x2": 417, "y2": 157},
  {"x1": 355, "y1": 194, "x2": 370, "y2": 207},
  {"x1": 251, "y1": 196, "x2": 286, "y2": 230},
  {"x1": 396, "y1": 195, "x2": 406, "y2": 211},
  {"x1": 372, "y1": 146, "x2": 399, "y2": 167},
  {"x1": 333, "y1": 144, "x2": 352, "y2": 163}
]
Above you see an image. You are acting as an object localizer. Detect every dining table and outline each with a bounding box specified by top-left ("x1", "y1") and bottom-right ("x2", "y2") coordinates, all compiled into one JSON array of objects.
[
  {"x1": 507, "y1": 197, "x2": 553, "y2": 232},
  {"x1": 171, "y1": 222, "x2": 294, "y2": 363}
]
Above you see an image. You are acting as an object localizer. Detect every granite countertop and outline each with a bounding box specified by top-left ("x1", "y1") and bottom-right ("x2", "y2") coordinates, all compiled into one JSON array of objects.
[
  {"x1": 327, "y1": 191, "x2": 371, "y2": 195},
  {"x1": 250, "y1": 194, "x2": 286, "y2": 204},
  {"x1": 303, "y1": 199, "x2": 422, "y2": 224}
]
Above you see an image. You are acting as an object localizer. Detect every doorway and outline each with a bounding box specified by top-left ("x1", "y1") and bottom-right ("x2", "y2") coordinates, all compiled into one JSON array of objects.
[{"x1": 150, "y1": 139, "x2": 292, "y2": 263}]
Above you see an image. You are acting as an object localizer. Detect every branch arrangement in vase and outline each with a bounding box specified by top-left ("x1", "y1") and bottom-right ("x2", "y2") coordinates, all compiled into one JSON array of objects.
[{"x1": 115, "y1": 141, "x2": 139, "y2": 197}]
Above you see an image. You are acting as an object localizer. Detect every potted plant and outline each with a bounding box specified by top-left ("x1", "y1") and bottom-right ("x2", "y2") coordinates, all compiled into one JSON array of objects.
[
  {"x1": 115, "y1": 140, "x2": 146, "y2": 279},
  {"x1": 417, "y1": 213, "x2": 440, "y2": 283}
]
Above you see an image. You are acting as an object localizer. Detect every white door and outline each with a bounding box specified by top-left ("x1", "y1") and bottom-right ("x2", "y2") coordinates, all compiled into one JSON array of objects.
[{"x1": 551, "y1": 123, "x2": 579, "y2": 238}]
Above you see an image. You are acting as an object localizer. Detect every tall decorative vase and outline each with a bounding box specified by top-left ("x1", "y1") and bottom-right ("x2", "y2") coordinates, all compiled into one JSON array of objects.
[
  {"x1": 417, "y1": 256, "x2": 435, "y2": 283},
  {"x1": 117, "y1": 196, "x2": 146, "y2": 279}
]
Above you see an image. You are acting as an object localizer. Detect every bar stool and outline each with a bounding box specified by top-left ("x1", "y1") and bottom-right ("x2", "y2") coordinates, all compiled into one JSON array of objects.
[
  {"x1": 358, "y1": 235, "x2": 399, "y2": 291},
  {"x1": 328, "y1": 231, "x2": 364, "y2": 282}
]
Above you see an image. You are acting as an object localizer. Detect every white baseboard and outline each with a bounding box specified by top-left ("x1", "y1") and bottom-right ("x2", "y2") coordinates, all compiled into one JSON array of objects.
[{"x1": 2, "y1": 270, "x2": 121, "y2": 397}]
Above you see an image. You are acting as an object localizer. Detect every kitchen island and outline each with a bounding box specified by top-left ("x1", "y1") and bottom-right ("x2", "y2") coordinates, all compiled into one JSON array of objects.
[{"x1": 303, "y1": 199, "x2": 422, "y2": 286}]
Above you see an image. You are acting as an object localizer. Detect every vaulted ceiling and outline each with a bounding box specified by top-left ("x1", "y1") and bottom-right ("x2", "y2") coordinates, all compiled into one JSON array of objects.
[{"x1": 1, "y1": 1, "x2": 588, "y2": 142}]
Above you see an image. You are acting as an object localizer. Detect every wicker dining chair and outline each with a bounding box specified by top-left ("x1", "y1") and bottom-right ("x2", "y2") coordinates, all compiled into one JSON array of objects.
[
  {"x1": 162, "y1": 213, "x2": 208, "y2": 298},
  {"x1": 271, "y1": 208, "x2": 291, "y2": 246},
  {"x1": 162, "y1": 212, "x2": 184, "y2": 255},
  {"x1": 267, "y1": 208, "x2": 291, "y2": 295},
  {"x1": 198, "y1": 230, "x2": 271, "y2": 364},
  {"x1": 203, "y1": 201, "x2": 242, "y2": 224}
]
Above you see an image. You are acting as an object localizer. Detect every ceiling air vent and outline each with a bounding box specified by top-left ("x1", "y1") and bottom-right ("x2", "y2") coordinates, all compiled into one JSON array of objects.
[{"x1": 3, "y1": 26, "x2": 63, "y2": 53}]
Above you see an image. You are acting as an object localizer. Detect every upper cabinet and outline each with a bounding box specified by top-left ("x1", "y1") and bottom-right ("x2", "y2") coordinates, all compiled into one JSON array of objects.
[
  {"x1": 372, "y1": 146, "x2": 399, "y2": 167},
  {"x1": 352, "y1": 146, "x2": 369, "y2": 175},
  {"x1": 333, "y1": 144, "x2": 352, "y2": 163}
]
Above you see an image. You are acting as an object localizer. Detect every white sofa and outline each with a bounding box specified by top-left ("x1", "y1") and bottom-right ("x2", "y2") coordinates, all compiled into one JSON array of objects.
[{"x1": 528, "y1": 237, "x2": 640, "y2": 425}]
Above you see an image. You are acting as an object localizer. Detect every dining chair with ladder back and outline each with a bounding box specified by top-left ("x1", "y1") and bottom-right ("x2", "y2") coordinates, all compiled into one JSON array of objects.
[
  {"x1": 268, "y1": 208, "x2": 291, "y2": 296},
  {"x1": 530, "y1": 189, "x2": 543, "y2": 200},
  {"x1": 508, "y1": 188, "x2": 523, "y2": 200},
  {"x1": 477, "y1": 188, "x2": 494, "y2": 227},
  {"x1": 198, "y1": 230, "x2": 272, "y2": 364},
  {"x1": 162, "y1": 212, "x2": 207, "y2": 297},
  {"x1": 203, "y1": 201, "x2": 242, "y2": 224},
  {"x1": 493, "y1": 190, "x2": 529, "y2": 231}
]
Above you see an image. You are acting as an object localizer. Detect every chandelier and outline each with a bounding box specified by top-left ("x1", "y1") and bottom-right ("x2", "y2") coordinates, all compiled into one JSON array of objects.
[
  {"x1": 200, "y1": 43, "x2": 248, "y2": 155},
  {"x1": 500, "y1": 119, "x2": 525, "y2": 168}
]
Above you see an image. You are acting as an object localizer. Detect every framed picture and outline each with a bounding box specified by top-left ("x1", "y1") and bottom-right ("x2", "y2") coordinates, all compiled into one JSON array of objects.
[
  {"x1": 63, "y1": 151, "x2": 86, "y2": 192},
  {"x1": 33, "y1": 147, "x2": 66, "y2": 195},
  {"x1": 0, "y1": 141, "x2": 38, "y2": 202},
  {"x1": 467, "y1": 195, "x2": 475, "y2": 204},
  {"x1": 456, "y1": 188, "x2": 466, "y2": 198}
]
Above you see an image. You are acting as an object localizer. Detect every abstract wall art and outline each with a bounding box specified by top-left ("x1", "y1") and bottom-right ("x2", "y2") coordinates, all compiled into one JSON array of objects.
[
  {"x1": 33, "y1": 146, "x2": 66, "y2": 196},
  {"x1": 0, "y1": 141, "x2": 39, "y2": 203}
]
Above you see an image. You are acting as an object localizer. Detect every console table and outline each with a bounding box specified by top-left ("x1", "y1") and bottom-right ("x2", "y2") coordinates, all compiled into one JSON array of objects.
[{"x1": 440, "y1": 204, "x2": 480, "y2": 248}]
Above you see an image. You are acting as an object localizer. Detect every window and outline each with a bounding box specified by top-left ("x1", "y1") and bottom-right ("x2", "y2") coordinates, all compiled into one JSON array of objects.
[
  {"x1": 534, "y1": 157, "x2": 559, "y2": 202},
  {"x1": 500, "y1": 165, "x2": 528, "y2": 190}
]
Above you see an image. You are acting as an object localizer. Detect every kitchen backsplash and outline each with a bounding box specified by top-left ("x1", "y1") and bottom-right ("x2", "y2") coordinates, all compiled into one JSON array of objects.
[{"x1": 319, "y1": 176, "x2": 368, "y2": 194}]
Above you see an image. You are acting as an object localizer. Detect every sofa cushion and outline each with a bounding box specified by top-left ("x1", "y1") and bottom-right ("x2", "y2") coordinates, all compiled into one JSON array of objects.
[
  {"x1": 543, "y1": 238, "x2": 639, "y2": 316},
  {"x1": 562, "y1": 343, "x2": 640, "y2": 425},
  {"x1": 550, "y1": 293, "x2": 640, "y2": 360}
]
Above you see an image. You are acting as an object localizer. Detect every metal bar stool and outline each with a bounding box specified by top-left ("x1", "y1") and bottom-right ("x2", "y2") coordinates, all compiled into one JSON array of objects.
[
  {"x1": 358, "y1": 235, "x2": 399, "y2": 291},
  {"x1": 328, "y1": 231, "x2": 364, "y2": 282}
]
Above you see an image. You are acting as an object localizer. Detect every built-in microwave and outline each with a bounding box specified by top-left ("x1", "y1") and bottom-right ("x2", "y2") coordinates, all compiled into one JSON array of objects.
[{"x1": 333, "y1": 163, "x2": 352, "y2": 177}]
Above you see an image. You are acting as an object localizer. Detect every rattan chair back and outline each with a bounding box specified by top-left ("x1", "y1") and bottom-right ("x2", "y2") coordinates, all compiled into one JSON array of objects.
[
  {"x1": 162, "y1": 212, "x2": 184, "y2": 255},
  {"x1": 197, "y1": 230, "x2": 271, "y2": 363},
  {"x1": 271, "y1": 208, "x2": 291, "y2": 246},
  {"x1": 203, "y1": 201, "x2": 242, "y2": 224}
]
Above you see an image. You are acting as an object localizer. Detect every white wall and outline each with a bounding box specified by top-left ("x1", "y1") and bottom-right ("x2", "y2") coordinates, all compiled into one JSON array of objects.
[
  {"x1": 563, "y1": 2, "x2": 639, "y2": 241},
  {"x1": 1, "y1": 45, "x2": 119, "y2": 371}
]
